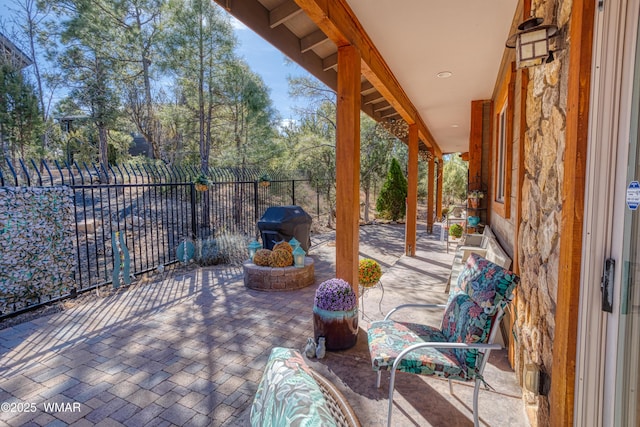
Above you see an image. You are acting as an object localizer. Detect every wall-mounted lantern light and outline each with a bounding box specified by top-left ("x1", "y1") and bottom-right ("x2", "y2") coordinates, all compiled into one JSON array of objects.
[
  {"x1": 293, "y1": 246, "x2": 306, "y2": 268},
  {"x1": 506, "y1": 16, "x2": 558, "y2": 69}
]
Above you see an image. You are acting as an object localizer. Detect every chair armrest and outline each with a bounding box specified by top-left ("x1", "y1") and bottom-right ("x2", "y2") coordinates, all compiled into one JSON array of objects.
[
  {"x1": 462, "y1": 248, "x2": 488, "y2": 262},
  {"x1": 463, "y1": 234, "x2": 484, "y2": 246},
  {"x1": 383, "y1": 303, "x2": 447, "y2": 320},
  {"x1": 393, "y1": 342, "x2": 503, "y2": 370}
]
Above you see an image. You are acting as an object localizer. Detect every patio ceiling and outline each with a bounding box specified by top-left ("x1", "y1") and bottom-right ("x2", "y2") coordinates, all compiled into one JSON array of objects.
[{"x1": 215, "y1": 0, "x2": 518, "y2": 155}]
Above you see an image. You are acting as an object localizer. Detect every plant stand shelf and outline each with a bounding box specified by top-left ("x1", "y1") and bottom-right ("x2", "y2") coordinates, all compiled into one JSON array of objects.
[{"x1": 359, "y1": 281, "x2": 384, "y2": 321}]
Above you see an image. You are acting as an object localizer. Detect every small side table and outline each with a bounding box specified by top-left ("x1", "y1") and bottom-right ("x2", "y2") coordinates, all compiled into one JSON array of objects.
[{"x1": 359, "y1": 281, "x2": 384, "y2": 320}]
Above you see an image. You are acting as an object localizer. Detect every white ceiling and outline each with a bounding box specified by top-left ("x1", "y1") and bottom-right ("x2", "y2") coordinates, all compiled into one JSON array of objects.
[{"x1": 345, "y1": 0, "x2": 519, "y2": 154}]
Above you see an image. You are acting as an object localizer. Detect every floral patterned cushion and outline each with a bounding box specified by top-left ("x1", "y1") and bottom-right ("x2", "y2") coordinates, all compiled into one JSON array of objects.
[
  {"x1": 368, "y1": 320, "x2": 471, "y2": 381},
  {"x1": 250, "y1": 347, "x2": 337, "y2": 427},
  {"x1": 441, "y1": 293, "x2": 491, "y2": 377},
  {"x1": 449, "y1": 253, "x2": 519, "y2": 316}
]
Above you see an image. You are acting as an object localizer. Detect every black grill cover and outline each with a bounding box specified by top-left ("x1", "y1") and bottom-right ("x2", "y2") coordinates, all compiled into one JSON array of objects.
[{"x1": 257, "y1": 206, "x2": 312, "y2": 251}]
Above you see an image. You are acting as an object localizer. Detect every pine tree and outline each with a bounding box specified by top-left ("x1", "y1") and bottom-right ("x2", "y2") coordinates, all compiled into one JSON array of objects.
[
  {"x1": 376, "y1": 157, "x2": 407, "y2": 221},
  {"x1": 0, "y1": 62, "x2": 42, "y2": 159}
]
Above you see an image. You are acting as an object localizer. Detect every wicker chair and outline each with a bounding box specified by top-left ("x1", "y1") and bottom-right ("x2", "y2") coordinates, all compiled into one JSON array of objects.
[
  {"x1": 311, "y1": 370, "x2": 361, "y2": 427},
  {"x1": 250, "y1": 347, "x2": 361, "y2": 427}
]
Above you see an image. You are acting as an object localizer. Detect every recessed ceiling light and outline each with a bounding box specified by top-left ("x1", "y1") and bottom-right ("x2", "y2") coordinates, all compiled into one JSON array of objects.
[
  {"x1": 451, "y1": 124, "x2": 459, "y2": 128},
  {"x1": 436, "y1": 71, "x2": 453, "y2": 78}
]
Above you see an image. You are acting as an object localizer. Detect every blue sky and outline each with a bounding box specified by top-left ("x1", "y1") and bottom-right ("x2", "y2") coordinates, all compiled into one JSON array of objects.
[
  {"x1": 0, "y1": 1, "x2": 312, "y2": 121},
  {"x1": 230, "y1": 17, "x2": 310, "y2": 122}
]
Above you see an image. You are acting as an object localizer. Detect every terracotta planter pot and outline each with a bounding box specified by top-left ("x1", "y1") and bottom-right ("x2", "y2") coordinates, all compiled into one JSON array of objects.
[
  {"x1": 195, "y1": 183, "x2": 208, "y2": 192},
  {"x1": 313, "y1": 306, "x2": 358, "y2": 350},
  {"x1": 469, "y1": 197, "x2": 479, "y2": 208}
]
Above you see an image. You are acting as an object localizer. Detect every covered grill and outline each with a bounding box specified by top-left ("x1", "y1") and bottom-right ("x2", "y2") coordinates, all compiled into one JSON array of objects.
[{"x1": 257, "y1": 206, "x2": 312, "y2": 252}]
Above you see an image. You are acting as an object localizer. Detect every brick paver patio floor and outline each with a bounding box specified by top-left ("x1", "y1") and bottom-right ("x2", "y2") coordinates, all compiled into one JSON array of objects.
[{"x1": 0, "y1": 224, "x2": 528, "y2": 426}]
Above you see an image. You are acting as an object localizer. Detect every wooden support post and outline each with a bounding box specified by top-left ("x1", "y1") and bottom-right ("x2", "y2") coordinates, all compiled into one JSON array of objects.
[
  {"x1": 550, "y1": 0, "x2": 594, "y2": 424},
  {"x1": 405, "y1": 124, "x2": 418, "y2": 256},
  {"x1": 469, "y1": 100, "x2": 484, "y2": 185},
  {"x1": 426, "y1": 154, "x2": 435, "y2": 233},
  {"x1": 436, "y1": 158, "x2": 443, "y2": 220},
  {"x1": 335, "y1": 45, "x2": 361, "y2": 294}
]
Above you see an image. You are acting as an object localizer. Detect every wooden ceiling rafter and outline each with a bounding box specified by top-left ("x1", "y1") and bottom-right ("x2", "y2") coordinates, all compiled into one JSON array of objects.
[
  {"x1": 380, "y1": 111, "x2": 400, "y2": 120},
  {"x1": 300, "y1": 29, "x2": 330, "y2": 53},
  {"x1": 360, "y1": 81, "x2": 375, "y2": 94},
  {"x1": 269, "y1": 0, "x2": 303, "y2": 28},
  {"x1": 294, "y1": 0, "x2": 442, "y2": 157},
  {"x1": 362, "y1": 91, "x2": 385, "y2": 105},
  {"x1": 214, "y1": 0, "x2": 439, "y2": 156},
  {"x1": 372, "y1": 101, "x2": 392, "y2": 112},
  {"x1": 322, "y1": 53, "x2": 337, "y2": 71},
  {"x1": 213, "y1": 0, "x2": 338, "y2": 92}
]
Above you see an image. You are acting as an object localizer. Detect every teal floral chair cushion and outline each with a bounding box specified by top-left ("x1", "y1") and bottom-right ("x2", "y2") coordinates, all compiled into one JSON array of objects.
[
  {"x1": 368, "y1": 320, "x2": 471, "y2": 381},
  {"x1": 250, "y1": 347, "x2": 337, "y2": 427},
  {"x1": 441, "y1": 293, "x2": 491, "y2": 377},
  {"x1": 449, "y1": 253, "x2": 519, "y2": 316}
]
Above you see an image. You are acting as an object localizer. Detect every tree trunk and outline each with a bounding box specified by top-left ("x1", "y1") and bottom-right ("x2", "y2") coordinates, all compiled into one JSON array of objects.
[
  {"x1": 98, "y1": 124, "x2": 109, "y2": 179},
  {"x1": 197, "y1": 13, "x2": 210, "y2": 238},
  {"x1": 24, "y1": 0, "x2": 48, "y2": 153},
  {"x1": 364, "y1": 186, "x2": 370, "y2": 222},
  {"x1": 137, "y1": 7, "x2": 159, "y2": 160}
]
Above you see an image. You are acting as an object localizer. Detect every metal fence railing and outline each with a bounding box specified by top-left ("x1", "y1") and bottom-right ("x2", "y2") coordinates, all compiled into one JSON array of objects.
[{"x1": 0, "y1": 158, "x2": 329, "y2": 319}]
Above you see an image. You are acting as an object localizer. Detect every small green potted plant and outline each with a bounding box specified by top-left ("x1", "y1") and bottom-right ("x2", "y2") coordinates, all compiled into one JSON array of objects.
[
  {"x1": 359, "y1": 258, "x2": 382, "y2": 288},
  {"x1": 449, "y1": 223, "x2": 464, "y2": 239},
  {"x1": 194, "y1": 173, "x2": 210, "y2": 192},
  {"x1": 441, "y1": 207, "x2": 450, "y2": 220},
  {"x1": 258, "y1": 173, "x2": 271, "y2": 187},
  {"x1": 468, "y1": 190, "x2": 484, "y2": 208},
  {"x1": 313, "y1": 278, "x2": 358, "y2": 350}
]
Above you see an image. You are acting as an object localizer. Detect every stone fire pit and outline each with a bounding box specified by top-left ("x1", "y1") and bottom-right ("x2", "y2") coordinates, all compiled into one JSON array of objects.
[{"x1": 243, "y1": 257, "x2": 315, "y2": 291}]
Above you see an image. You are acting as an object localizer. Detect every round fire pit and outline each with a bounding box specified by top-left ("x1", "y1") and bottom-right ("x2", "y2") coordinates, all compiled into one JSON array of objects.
[{"x1": 243, "y1": 257, "x2": 315, "y2": 291}]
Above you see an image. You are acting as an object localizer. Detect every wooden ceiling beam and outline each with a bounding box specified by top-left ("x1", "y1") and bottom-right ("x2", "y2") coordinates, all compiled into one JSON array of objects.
[
  {"x1": 380, "y1": 111, "x2": 400, "y2": 120},
  {"x1": 269, "y1": 0, "x2": 303, "y2": 28},
  {"x1": 360, "y1": 80, "x2": 375, "y2": 94},
  {"x1": 362, "y1": 91, "x2": 385, "y2": 105},
  {"x1": 213, "y1": 0, "x2": 337, "y2": 91},
  {"x1": 300, "y1": 29, "x2": 330, "y2": 53},
  {"x1": 322, "y1": 53, "x2": 337, "y2": 71},
  {"x1": 372, "y1": 101, "x2": 392, "y2": 112},
  {"x1": 294, "y1": 0, "x2": 442, "y2": 157}
]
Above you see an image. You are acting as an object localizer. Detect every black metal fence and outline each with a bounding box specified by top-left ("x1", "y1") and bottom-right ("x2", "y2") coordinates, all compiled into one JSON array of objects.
[{"x1": 0, "y1": 158, "x2": 326, "y2": 318}]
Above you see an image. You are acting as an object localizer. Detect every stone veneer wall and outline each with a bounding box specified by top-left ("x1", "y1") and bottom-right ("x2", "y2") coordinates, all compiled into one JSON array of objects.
[
  {"x1": 515, "y1": 0, "x2": 571, "y2": 425},
  {"x1": 0, "y1": 186, "x2": 76, "y2": 314}
]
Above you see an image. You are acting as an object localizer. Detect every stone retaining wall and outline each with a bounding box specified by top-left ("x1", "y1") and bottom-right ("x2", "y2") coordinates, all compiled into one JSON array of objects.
[
  {"x1": 0, "y1": 186, "x2": 76, "y2": 314},
  {"x1": 243, "y1": 258, "x2": 315, "y2": 291}
]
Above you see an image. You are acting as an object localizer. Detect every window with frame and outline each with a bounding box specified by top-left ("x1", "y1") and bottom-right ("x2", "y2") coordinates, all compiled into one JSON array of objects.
[
  {"x1": 492, "y1": 64, "x2": 514, "y2": 218},
  {"x1": 496, "y1": 103, "x2": 507, "y2": 203}
]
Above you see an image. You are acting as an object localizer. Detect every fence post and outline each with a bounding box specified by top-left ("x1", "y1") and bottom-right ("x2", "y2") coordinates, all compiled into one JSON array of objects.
[
  {"x1": 291, "y1": 180, "x2": 295, "y2": 205},
  {"x1": 254, "y1": 180, "x2": 259, "y2": 223},
  {"x1": 6, "y1": 157, "x2": 18, "y2": 186},
  {"x1": 190, "y1": 183, "x2": 198, "y2": 239},
  {"x1": 317, "y1": 183, "x2": 321, "y2": 219}
]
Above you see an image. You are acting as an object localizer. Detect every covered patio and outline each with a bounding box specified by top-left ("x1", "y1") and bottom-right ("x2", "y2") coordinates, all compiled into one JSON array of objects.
[{"x1": 0, "y1": 224, "x2": 526, "y2": 426}]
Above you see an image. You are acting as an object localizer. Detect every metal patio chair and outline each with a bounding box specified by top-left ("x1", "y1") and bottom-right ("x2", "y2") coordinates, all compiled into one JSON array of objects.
[{"x1": 367, "y1": 253, "x2": 520, "y2": 427}]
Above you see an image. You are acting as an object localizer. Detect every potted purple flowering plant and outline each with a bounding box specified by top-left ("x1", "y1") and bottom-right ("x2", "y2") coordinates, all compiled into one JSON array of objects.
[{"x1": 313, "y1": 278, "x2": 358, "y2": 350}]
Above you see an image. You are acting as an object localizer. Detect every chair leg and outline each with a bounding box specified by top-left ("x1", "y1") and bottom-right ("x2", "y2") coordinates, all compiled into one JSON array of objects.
[
  {"x1": 473, "y1": 378, "x2": 481, "y2": 427},
  {"x1": 448, "y1": 378, "x2": 453, "y2": 395},
  {"x1": 387, "y1": 368, "x2": 398, "y2": 427},
  {"x1": 376, "y1": 370, "x2": 381, "y2": 388}
]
